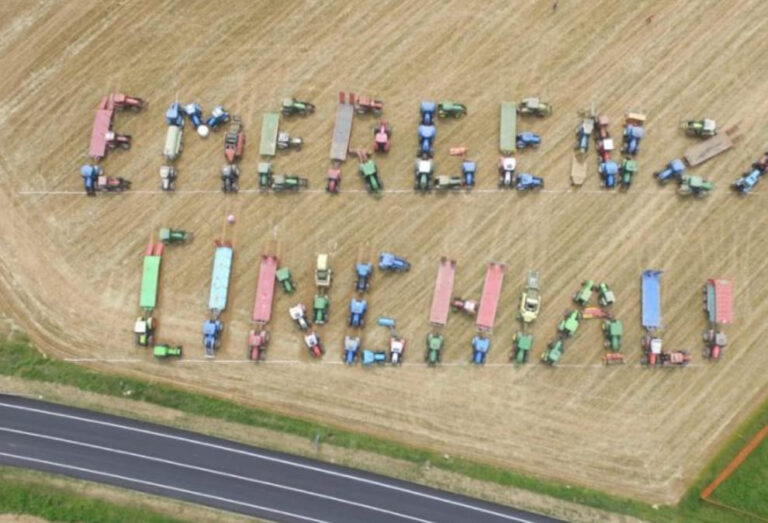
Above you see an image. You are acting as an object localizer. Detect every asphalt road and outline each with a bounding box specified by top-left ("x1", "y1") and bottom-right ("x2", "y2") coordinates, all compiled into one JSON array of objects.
[{"x1": 0, "y1": 394, "x2": 563, "y2": 523}]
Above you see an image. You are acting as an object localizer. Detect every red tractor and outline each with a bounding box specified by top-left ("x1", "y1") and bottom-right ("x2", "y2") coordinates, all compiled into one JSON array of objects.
[
  {"x1": 373, "y1": 120, "x2": 391, "y2": 153},
  {"x1": 111, "y1": 92, "x2": 145, "y2": 111},
  {"x1": 304, "y1": 331, "x2": 324, "y2": 358},
  {"x1": 661, "y1": 351, "x2": 692, "y2": 366},
  {"x1": 355, "y1": 96, "x2": 384, "y2": 115},
  {"x1": 97, "y1": 175, "x2": 131, "y2": 192},
  {"x1": 105, "y1": 131, "x2": 131, "y2": 150},
  {"x1": 326, "y1": 167, "x2": 341, "y2": 193},
  {"x1": 247, "y1": 330, "x2": 269, "y2": 361}
]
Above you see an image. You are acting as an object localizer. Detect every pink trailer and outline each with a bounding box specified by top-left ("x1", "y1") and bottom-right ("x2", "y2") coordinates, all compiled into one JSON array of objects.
[
  {"x1": 89, "y1": 96, "x2": 115, "y2": 160},
  {"x1": 476, "y1": 262, "x2": 506, "y2": 331},
  {"x1": 707, "y1": 279, "x2": 733, "y2": 324},
  {"x1": 252, "y1": 254, "x2": 278, "y2": 323},
  {"x1": 429, "y1": 257, "x2": 456, "y2": 326}
]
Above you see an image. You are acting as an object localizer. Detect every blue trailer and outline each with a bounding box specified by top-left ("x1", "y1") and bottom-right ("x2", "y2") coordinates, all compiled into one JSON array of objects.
[
  {"x1": 641, "y1": 270, "x2": 662, "y2": 330},
  {"x1": 203, "y1": 241, "x2": 233, "y2": 358}
]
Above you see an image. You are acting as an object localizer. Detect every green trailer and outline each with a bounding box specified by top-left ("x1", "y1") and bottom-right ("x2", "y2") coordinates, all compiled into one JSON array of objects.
[
  {"x1": 259, "y1": 112, "x2": 280, "y2": 157},
  {"x1": 139, "y1": 244, "x2": 163, "y2": 310},
  {"x1": 500, "y1": 102, "x2": 517, "y2": 154}
]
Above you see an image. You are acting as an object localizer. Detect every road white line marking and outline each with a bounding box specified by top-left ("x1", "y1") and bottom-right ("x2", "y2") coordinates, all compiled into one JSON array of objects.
[
  {"x1": 0, "y1": 451, "x2": 331, "y2": 523},
  {"x1": 0, "y1": 401, "x2": 537, "y2": 522},
  {"x1": 0, "y1": 427, "x2": 436, "y2": 523}
]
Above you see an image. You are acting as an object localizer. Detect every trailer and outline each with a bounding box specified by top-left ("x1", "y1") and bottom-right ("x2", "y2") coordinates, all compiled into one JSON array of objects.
[
  {"x1": 571, "y1": 153, "x2": 588, "y2": 186},
  {"x1": 208, "y1": 241, "x2": 234, "y2": 314},
  {"x1": 259, "y1": 112, "x2": 280, "y2": 157},
  {"x1": 683, "y1": 127, "x2": 738, "y2": 167},
  {"x1": 252, "y1": 254, "x2": 278, "y2": 323},
  {"x1": 139, "y1": 243, "x2": 164, "y2": 311},
  {"x1": 476, "y1": 262, "x2": 506, "y2": 332},
  {"x1": 499, "y1": 102, "x2": 517, "y2": 154},
  {"x1": 641, "y1": 270, "x2": 662, "y2": 330},
  {"x1": 89, "y1": 96, "x2": 115, "y2": 160},
  {"x1": 429, "y1": 257, "x2": 456, "y2": 327},
  {"x1": 330, "y1": 92, "x2": 355, "y2": 162},
  {"x1": 705, "y1": 279, "x2": 733, "y2": 325}
]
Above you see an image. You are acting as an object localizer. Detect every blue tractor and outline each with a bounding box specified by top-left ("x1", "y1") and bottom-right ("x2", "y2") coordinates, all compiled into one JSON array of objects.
[
  {"x1": 733, "y1": 168, "x2": 763, "y2": 194},
  {"x1": 418, "y1": 125, "x2": 436, "y2": 158},
  {"x1": 349, "y1": 299, "x2": 368, "y2": 327},
  {"x1": 622, "y1": 125, "x2": 645, "y2": 155},
  {"x1": 516, "y1": 132, "x2": 541, "y2": 150},
  {"x1": 165, "y1": 102, "x2": 184, "y2": 127},
  {"x1": 654, "y1": 158, "x2": 686, "y2": 184},
  {"x1": 184, "y1": 103, "x2": 209, "y2": 137},
  {"x1": 462, "y1": 161, "x2": 477, "y2": 188},
  {"x1": 343, "y1": 336, "x2": 360, "y2": 365},
  {"x1": 515, "y1": 173, "x2": 544, "y2": 191},
  {"x1": 362, "y1": 350, "x2": 388, "y2": 366},
  {"x1": 202, "y1": 319, "x2": 223, "y2": 358},
  {"x1": 206, "y1": 105, "x2": 230, "y2": 130},
  {"x1": 420, "y1": 101, "x2": 436, "y2": 125},
  {"x1": 379, "y1": 252, "x2": 411, "y2": 272},
  {"x1": 80, "y1": 164, "x2": 102, "y2": 196},
  {"x1": 355, "y1": 262, "x2": 372, "y2": 292},
  {"x1": 471, "y1": 335, "x2": 491, "y2": 365},
  {"x1": 599, "y1": 161, "x2": 619, "y2": 189}
]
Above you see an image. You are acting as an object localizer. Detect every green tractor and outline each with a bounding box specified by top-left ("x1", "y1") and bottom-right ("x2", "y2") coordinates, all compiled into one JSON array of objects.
[
  {"x1": 276, "y1": 267, "x2": 295, "y2": 293},
  {"x1": 573, "y1": 280, "x2": 594, "y2": 307},
  {"x1": 271, "y1": 174, "x2": 308, "y2": 192},
  {"x1": 133, "y1": 316, "x2": 155, "y2": 346},
  {"x1": 541, "y1": 339, "x2": 565, "y2": 365},
  {"x1": 414, "y1": 159, "x2": 433, "y2": 191},
  {"x1": 518, "y1": 97, "x2": 552, "y2": 117},
  {"x1": 597, "y1": 282, "x2": 615, "y2": 307},
  {"x1": 558, "y1": 310, "x2": 582, "y2": 338},
  {"x1": 602, "y1": 319, "x2": 623, "y2": 352},
  {"x1": 153, "y1": 344, "x2": 182, "y2": 359},
  {"x1": 681, "y1": 119, "x2": 716, "y2": 138},
  {"x1": 426, "y1": 333, "x2": 444, "y2": 366},
  {"x1": 281, "y1": 98, "x2": 315, "y2": 116},
  {"x1": 619, "y1": 158, "x2": 638, "y2": 188},
  {"x1": 359, "y1": 159, "x2": 382, "y2": 195},
  {"x1": 437, "y1": 101, "x2": 467, "y2": 118},
  {"x1": 678, "y1": 175, "x2": 713, "y2": 198},
  {"x1": 159, "y1": 228, "x2": 188, "y2": 245},
  {"x1": 258, "y1": 162, "x2": 273, "y2": 190},
  {"x1": 313, "y1": 294, "x2": 330, "y2": 325},
  {"x1": 512, "y1": 332, "x2": 533, "y2": 364}
]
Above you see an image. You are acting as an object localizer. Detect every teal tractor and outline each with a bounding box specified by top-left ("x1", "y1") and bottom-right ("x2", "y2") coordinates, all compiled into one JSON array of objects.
[
  {"x1": 602, "y1": 319, "x2": 623, "y2": 351},
  {"x1": 159, "y1": 228, "x2": 188, "y2": 244},
  {"x1": 437, "y1": 101, "x2": 467, "y2": 118},
  {"x1": 258, "y1": 162, "x2": 273, "y2": 190},
  {"x1": 678, "y1": 175, "x2": 713, "y2": 198},
  {"x1": 276, "y1": 267, "x2": 295, "y2": 293},
  {"x1": 426, "y1": 333, "x2": 444, "y2": 366},
  {"x1": 573, "y1": 280, "x2": 594, "y2": 307},
  {"x1": 541, "y1": 339, "x2": 565, "y2": 365},
  {"x1": 512, "y1": 332, "x2": 533, "y2": 364},
  {"x1": 558, "y1": 310, "x2": 582, "y2": 338},
  {"x1": 313, "y1": 294, "x2": 329, "y2": 324}
]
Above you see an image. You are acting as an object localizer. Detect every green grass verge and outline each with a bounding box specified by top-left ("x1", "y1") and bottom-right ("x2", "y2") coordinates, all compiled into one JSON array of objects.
[
  {"x1": 1, "y1": 335, "x2": 766, "y2": 522},
  {"x1": 709, "y1": 429, "x2": 768, "y2": 518},
  {"x1": 0, "y1": 467, "x2": 183, "y2": 522}
]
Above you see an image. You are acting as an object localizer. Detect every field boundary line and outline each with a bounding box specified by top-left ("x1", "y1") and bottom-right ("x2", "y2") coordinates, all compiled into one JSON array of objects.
[{"x1": 700, "y1": 423, "x2": 768, "y2": 500}]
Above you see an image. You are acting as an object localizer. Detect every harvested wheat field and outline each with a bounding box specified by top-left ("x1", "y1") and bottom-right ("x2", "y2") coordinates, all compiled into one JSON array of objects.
[{"x1": 2, "y1": 0, "x2": 768, "y2": 505}]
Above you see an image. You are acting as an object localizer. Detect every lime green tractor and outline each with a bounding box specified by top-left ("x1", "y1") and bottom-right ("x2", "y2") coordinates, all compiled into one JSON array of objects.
[
  {"x1": 558, "y1": 310, "x2": 582, "y2": 337},
  {"x1": 438, "y1": 101, "x2": 467, "y2": 118},
  {"x1": 426, "y1": 333, "x2": 444, "y2": 366},
  {"x1": 276, "y1": 267, "x2": 295, "y2": 293},
  {"x1": 573, "y1": 280, "x2": 594, "y2": 307},
  {"x1": 512, "y1": 332, "x2": 533, "y2": 364},
  {"x1": 359, "y1": 159, "x2": 382, "y2": 195},
  {"x1": 258, "y1": 162, "x2": 273, "y2": 191},
  {"x1": 678, "y1": 175, "x2": 713, "y2": 198},
  {"x1": 281, "y1": 98, "x2": 315, "y2": 116},
  {"x1": 602, "y1": 319, "x2": 623, "y2": 351},
  {"x1": 541, "y1": 339, "x2": 564, "y2": 365},
  {"x1": 313, "y1": 294, "x2": 330, "y2": 325},
  {"x1": 153, "y1": 344, "x2": 182, "y2": 359},
  {"x1": 619, "y1": 158, "x2": 638, "y2": 188},
  {"x1": 159, "y1": 228, "x2": 188, "y2": 245}
]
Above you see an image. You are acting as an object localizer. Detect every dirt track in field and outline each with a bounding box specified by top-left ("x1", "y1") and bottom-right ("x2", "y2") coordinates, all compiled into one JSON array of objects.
[{"x1": 1, "y1": 0, "x2": 768, "y2": 504}]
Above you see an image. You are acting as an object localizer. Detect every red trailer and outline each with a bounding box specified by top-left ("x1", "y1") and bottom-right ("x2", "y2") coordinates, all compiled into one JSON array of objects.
[
  {"x1": 252, "y1": 254, "x2": 278, "y2": 323},
  {"x1": 706, "y1": 278, "x2": 733, "y2": 325},
  {"x1": 89, "y1": 96, "x2": 115, "y2": 160},
  {"x1": 429, "y1": 257, "x2": 456, "y2": 326},
  {"x1": 476, "y1": 262, "x2": 506, "y2": 331}
]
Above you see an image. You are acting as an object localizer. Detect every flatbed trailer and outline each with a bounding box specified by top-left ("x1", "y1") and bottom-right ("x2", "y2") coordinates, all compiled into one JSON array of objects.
[
  {"x1": 499, "y1": 102, "x2": 517, "y2": 154},
  {"x1": 641, "y1": 270, "x2": 662, "y2": 330},
  {"x1": 570, "y1": 152, "x2": 588, "y2": 185},
  {"x1": 476, "y1": 262, "x2": 506, "y2": 331},
  {"x1": 683, "y1": 131, "x2": 735, "y2": 166},
  {"x1": 208, "y1": 241, "x2": 234, "y2": 313},
  {"x1": 330, "y1": 92, "x2": 355, "y2": 162},
  {"x1": 429, "y1": 257, "x2": 456, "y2": 326},
  {"x1": 89, "y1": 96, "x2": 115, "y2": 160},
  {"x1": 252, "y1": 254, "x2": 279, "y2": 323},
  {"x1": 139, "y1": 243, "x2": 164, "y2": 310},
  {"x1": 706, "y1": 278, "x2": 733, "y2": 325},
  {"x1": 259, "y1": 112, "x2": 280, "y2": 157}
]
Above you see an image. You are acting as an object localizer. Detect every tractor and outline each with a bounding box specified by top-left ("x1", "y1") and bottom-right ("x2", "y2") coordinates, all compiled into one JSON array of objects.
[
  {"x1": 516, "y1": 173, "x2": 544, "y2": 191},
  {"x1": 414, "y1": 159, "x2": 434, "y2": 191},
  {"x1": 206, "y1": 105, "x2": 230, "y2": 130},
  {"x1": 220, "y1": 164, "x2": 240, "y2": 193},
  {"x1": 379, "y1": 252, "x2": 411, "y2": 272},
  {"x1": 597, "y1": 282, "x2": 615, "y2": 307},
  {"x1": 461, "y1": 161, "x2": 477, "y2": 188},
  {"x1": 426, "y1": 333, "x2": 444, "y2": 366},
  {"x1": 573, "y1": 281, "x2": 595, "y2": 306},
  {"x1": 619, "y1": 158, "x2": 638, "y2": 188},
  {"x1": 622, "y1": 123, "x2": 645, "y2": 155},
  {"x1": 112, "y1": 92, "x2": 145, "y2": 111},
  {"x1": 420, "y1": 101, "x2": 436, "y2": 125},
  {"x1": 678, "y1": 175, "x2": 713, "y2": 197},
  {"x1": 518, "y1": 97, "x2": 552, "y2": 117},
  {"x1": 451, "y1": 297, "x2": 478, "y2": 316},
  {"x1": 304, "y1": 331, "x2": 324, "y2": 358},
  {"x1": 355, "y1": 262, "x2": 372, "y2": 292},
  {"x1": 289, "y1": 304, "x2": 310, "y2": 331},
  {"x1": 498, "y1": 156, "x2": 516, "y2": 188},
  {"x1": 277, "y1": 131, "x2": 303, "y2": 150},
  {"x1": 362, "y1": 350, "x2": 388, "y2": 366},
  {"x1": 377, "y1": 316, "x2": 396, "y2": 329},
  {"x1": 165, "y1": 102, "x2": 184, "y2": 126},
  {"x1": 271, "y1": 174, "x2": 308, "y2": 192},
  {"x1": 258, "y1": 162, "x2": 273, "y2": 191},
  {"x1": 471, "y1": 335, "x2": 491, "y2": 365},
  {"x1": 558, "y1": 310, "x2": 582, "y2": 338},
  {"x1": 105, "y1": 131, "x2": 132, "y2": 150},
  {"x1": 326, "y1": 167, "x2": 341, "y2": 194},
  {"x1": 159, "y1": 228, "x2": 188, "y2": 244},
  {"x1": 418, "y1": 125, "x2": 436, "y2": 158},
  {"x1": 703, "y1": 329, "x2": 727, "y2": 360},
  {"x1": 281, "y1": 98, "x2": 315, "y2": 116},
  {"x1": 512, "y1": 332, "x2": 533, "y2": 364},
  {"x1": 373, "y1": 120, "x2": 391, "y2": 153},
  {"x1": 437, "y1": 101, "x2": 467, "y2": 118},
  {"x1": 349, "y1": 299, "x2": 368, "y2": 327},
  {"x1": 247, "y1": 329, "x2": 269, "y2": 361},
  {"x1": 389, "y1": 335, "x2": 406, "y2": 365},
  {"x1": 80, "y1": 164, "x2": 102, "y2": 195},
  {"x1": 541, "y1": 339, "x2": 565, "y2": 365},
  {"x1": 518, "y1": 271, "x2": 541, "y2": 323},
  {"x1": 661, "y1": 350, "x2": 692, "y2": 367},
  {"x1": 133, "y1": 316, "x2": 155, "y2": 346},
  {"x1": 358, "y1": 158, "x2": 382, "y2": 194},
  {"x1": 681, "y1": 119, "x2": 716, "y2": 138},
  {"x1": 184, "y1": 103, "x2": 209, "y2": 137},
  {"x1": 516, "y1": 132, "x2": 541, "y2": 149},
  {"x1": 160, "y1": 165, "x2": 177, "y2": 191},
  {"x1": 599, "y1": 161, "x2": 618, "y2": 189},
  {"x1": 641, "y1": 335, "x2": 663, "y2": 366},
  {"x1": 602, "y1": 319, "x2": 623, "y2": 351},
  {"x1": 355, "y1": 96, "x2": 383, "y2": 115},
  {"x1": 315, "y1": 254, "x2": 332, "y2": 288},
  {"x1": 202, "y1": 319, "x2": 223, "y2": 357},
  {"x1": 654, "y1": 158, "x2": 686, "y2": 184},
  {"x1": 224, "y1": 116, "x2": 244, "y2": 163},
  {"x1": 313, "y1": 294, "x2": 330, "y2": 324},
  {"x1": 576, "y1": 117, "x2": 594, "y2": 154},
  {"x1": 343, "y1": 335, "x2": 360, "y2": 365},
  {"x1": 153, "y1": 344, "x2": 182, "y2": 359},
  {"x1": 276, "y1": 267, "x2": 295, "y2": 293},
  {"x1": 435, "y1": 175, "x2": 463, "y2": 190},
  {"x1": 97, "y1": 175, "x2": 131, "y2": 193},
  {"x1": 733, "y1": 161, "x2": 765, "y2": 194}
]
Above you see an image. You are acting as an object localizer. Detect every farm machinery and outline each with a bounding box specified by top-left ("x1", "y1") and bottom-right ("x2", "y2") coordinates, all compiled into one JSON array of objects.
[
  {"x1": 81, "y1": 164, "x2": 128, "y2": 193},
  {"x1": 452, "y1": 297, "x2": 478, "y2": 316},
  {"x1": 438, "y1": 101, "x2": 467, "y2": 118},
  {"x1": 678, "y1": 175, "x2": 713, "y2": 197},
  {"x1": 281, "y1": 98, "x2": 315, "y2": 116},
  {"x1": 96, "y1": 174, "x2": 131, "y2": 193},
  {"x1": 389, "y1": 335, "x2": 406, "y2": 364},
  {"x1": 558, "y1": 310, "x2": 582, "y2": 337},
  {"x1": 159, "y1": 228, "x2": 188, "y2": 244},
  {"x1": 471, "y1": 335, "x2": 491, "y2": 365},
  {"x1": 355, "y1": 262, "x2": 372, "y2": 292},
  {"x1": 315, "y1": 254, "x2": 332, "y2": 288},
  {"x1": 597, "y1": 282, "x2": 615, "y2": 307},
  {"x1": 289, "y1": 304, "x2": 310, "y2": 331},
  {"x1": 348, "y1": 299, "x2": 368, "y2": 327},
  {"x1": 354, "y1": 95, "x2": 383, "y2": 115},
  {"x1": 304, "y1": 331, "x2": 324, "y2": 358},
  {"x1": 602, "y1": 319, "x2": 623, "y2": 351},
  {"x1": 541, "y1": 339, "x2": 565, "y2": 365},
  {"x1": 518, "y1": 97, "x2": 552, "y2": 117},
  {"x1": 414, "y1": 159, "x2": 434, "y2": 191},
  {"x1": 160, "y1": 166, "x2": 177, "y2": 191},
  {"x1": 641, "y1": 336, "x2": 691, "y2": 367},
  {"x1": 518, "y1": 271, "x2": 541, "y2": 323},
  {"x1": 654, "y1": 158, "x2": 686, "y2": 184},
  {"x1": 112, "y1": 92, "x2": 145, "y2": 111},
  {"x1": 516, "y1": 132, "x2": 541, "y2": 149},
  {"x1": 379, "y1": 252, "x2": 411, "y2": 272},
  {"x1": 575, "y1": 115, "x2": 594, "y2": 154},
  {"x1": 206, "y1": 105, "x2": 230, "y2": 130},
  {"x1": 621, "y1": 113, "x2": 646, "y2": 156},
  {"x1": 573, "y1": 280, "x2": 595, "y2": 307},
  {"x1": 313, "y1": 294, "x2": 329, "y2": 324},
  {"x1": 247, "y1": 329, "x2": 269, "y2": 361},
  {"x1": 202, "y1": 319, "x2": 223, "y2": 357},
  {"x1": 357, "y1": 150, "x2": 382, "y2": 194},
  {"x1": 134, "y1": 317, "x2": 155, "y2": 346},
  {"x1": 733, "y1": 152, "x2": 768, "y2": 194},
  {"x1": 516, "y1": 173, "x2": 544, "y2": 191},
  {"x1": 498, "y1": 156, "x2": 516, "y2": 188},
  {"x1": 512, "y1": 332, "x2": 533, "y2": 364},
  {"x1": 373, "y1": 120, "x2": 391, "y2": 153},
  {"x1": 681, "y1": 119, "x2": 716, "y2": 138},
  {"x1": 619, "y1": 158, "x2": 638, "y2": 188},
  {"x1": 277, "y1": 131, "x2": 303, "y2": 150},
  {"x1": 343, "y1": 335, "x2": 361, "y2": 364},
  {"x1": 418, "y1": 124, "x2": 436, "y2": 157},
  {"x1": 276, "y1": 267, "x2": 295, "y2": 293},
  {"x1": 184, "y1": 103, "x2": 209, "y2": 137},
  {"x1": 163, "y1": 125, "x2": 183, "y2": 162},
  {"x1": 599, "y1": 160, "x2": 619, "y2": 189},
  {"x1": 224, "y1": 116, "x2": 244, "y2": 163},
  {"x1": 435, "y1": 175, "x2": 463, "y2": 190},
  {"x1": 220, "y1": 164, "x2": 240, "y2": 193},
  {"x1": 104, "y1": 130, "x2": 132, "y2": 151},
  {"x1": 362, "y1": 350, "x2": 388, "y2": 366},
  {"x1": 258, "y1": 162, "x2": 273, "y2": 190},
  {"x1": 426, "y1": 333, "x2": 444, "y2": 366},
  {"x1": 703, "y1": 279, "x2": 733, "y2": 360},
  {"x1": 271, "y1": 174, "x2": 308, "y2": 192},
  {"x1": 420, "y1": 101, "x2": 436, "y2": 125},
  {"x1": 165, "y1": 102, "x2": 183, "y2": 126},
  {"x1": 153, "y1": 344, "x2": 182, "y2": 359},
  {"x1": 326, "y1": 167, "x2": 341, "y2": 193},
  {"x1": 461, "y1": 161, "x2": 477, "y2": 188}
]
